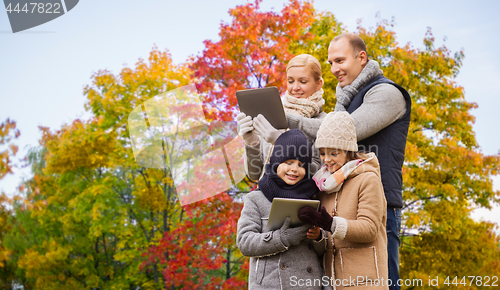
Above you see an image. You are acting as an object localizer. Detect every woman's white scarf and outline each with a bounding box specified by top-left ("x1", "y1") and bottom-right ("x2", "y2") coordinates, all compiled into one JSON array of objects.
[{"x1": 283, "y1": 88, "x2": 325, "y2": 118}]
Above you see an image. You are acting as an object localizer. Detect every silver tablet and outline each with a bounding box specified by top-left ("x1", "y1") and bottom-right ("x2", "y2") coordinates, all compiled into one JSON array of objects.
[
  {"x1": 236, "y1": 86, "x2": 288, "y2": 130},
  {"x1": 265, "y1": 198, "x2": 320, "y2": 232}
]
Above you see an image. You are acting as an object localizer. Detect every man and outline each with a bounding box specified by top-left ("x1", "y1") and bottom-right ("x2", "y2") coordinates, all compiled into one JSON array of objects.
[{"x1": 286, "y1": 32, "x2": 411, "y2": 290}]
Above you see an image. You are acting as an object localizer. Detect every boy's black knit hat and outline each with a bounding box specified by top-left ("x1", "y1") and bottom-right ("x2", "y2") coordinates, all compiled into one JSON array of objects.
[{"x1": 269, "y1": 129, "x2": 312, "y2": 174}]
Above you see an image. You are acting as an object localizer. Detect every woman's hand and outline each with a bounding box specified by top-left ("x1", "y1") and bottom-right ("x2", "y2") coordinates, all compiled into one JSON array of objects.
[{"x1": 236, "y1": 112, "x2": 260, "y2": 147}]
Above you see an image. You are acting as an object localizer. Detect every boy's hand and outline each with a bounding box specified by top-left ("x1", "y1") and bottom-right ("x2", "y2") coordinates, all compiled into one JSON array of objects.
[
  {"x1": 279, "y1": 217, "x2": 310, "y2": 247},
  {"x1": 306, "y1": 226, "x2": 321, "y2": 240}
]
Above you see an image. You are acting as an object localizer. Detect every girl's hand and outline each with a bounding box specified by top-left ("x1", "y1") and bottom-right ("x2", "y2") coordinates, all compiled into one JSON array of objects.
[
  {"x1": 306, "y1": 226, "x2": 320, "y2": 240},
  {"x1": 299, "y1": 205, "x2": 334, "y2": 232}
]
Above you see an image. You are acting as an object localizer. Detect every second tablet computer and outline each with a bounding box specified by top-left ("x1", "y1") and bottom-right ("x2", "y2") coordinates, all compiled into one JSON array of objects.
[
  {"x1": 265, "y1": 198, "x2": 320, "y2": 232},
  {"x1": 236, "y1": 86, "x2": 287, "y2": 130}
]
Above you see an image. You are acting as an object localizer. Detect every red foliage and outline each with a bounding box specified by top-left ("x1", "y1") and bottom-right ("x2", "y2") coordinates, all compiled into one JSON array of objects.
[{"x1": 143, "y1": 193, "x2": 244, "y2": 288}]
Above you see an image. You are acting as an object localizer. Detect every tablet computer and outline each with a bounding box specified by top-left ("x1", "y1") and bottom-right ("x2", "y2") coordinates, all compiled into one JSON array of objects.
[
  {"x1": 265, "y1": 198, "x2": 320, "y2": 232},
  {"x1": 236, "y1": 86, "x2": 288, "y2": 130}
]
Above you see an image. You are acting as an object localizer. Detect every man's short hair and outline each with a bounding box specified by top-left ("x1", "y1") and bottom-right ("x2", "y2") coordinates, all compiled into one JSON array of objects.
[{"x1": 332, "y1": 33, "x2": 367, "y2": 56}]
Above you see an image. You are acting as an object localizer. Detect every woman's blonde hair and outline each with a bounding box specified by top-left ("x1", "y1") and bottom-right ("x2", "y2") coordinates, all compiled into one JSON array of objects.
[{"x1": 286, "y1": 54, "x2": 322, "y2": 82}]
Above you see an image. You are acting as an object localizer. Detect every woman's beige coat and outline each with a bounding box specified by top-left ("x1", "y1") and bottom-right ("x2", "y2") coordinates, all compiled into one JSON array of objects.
[{"x1": 319, "y1": 153, "x2": 388, "y2": 289}]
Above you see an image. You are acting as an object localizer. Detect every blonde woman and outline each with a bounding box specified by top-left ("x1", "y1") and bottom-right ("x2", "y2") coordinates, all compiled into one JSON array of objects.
[{"x1": 237, "y1": 54, "x2": 326, "y2": 180}]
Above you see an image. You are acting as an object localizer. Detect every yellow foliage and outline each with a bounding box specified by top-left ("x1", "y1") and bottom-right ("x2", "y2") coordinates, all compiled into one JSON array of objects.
[
  {"x1": 42, "y1": 119, "x2": 117, "y2": 174},
  {"x1": 0, "y1": 118, "x2": 19, "y2": 179}
]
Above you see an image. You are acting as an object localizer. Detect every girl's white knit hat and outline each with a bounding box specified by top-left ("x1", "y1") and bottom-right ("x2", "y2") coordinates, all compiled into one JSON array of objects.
[{"x1": 315, "y1": 111, "x2": 358, "y2": 151}]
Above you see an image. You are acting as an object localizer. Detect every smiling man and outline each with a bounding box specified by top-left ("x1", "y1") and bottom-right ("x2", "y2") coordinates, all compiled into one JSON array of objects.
[{"x1": 287, "y1": 32, "x2": 412, "y2": 290}]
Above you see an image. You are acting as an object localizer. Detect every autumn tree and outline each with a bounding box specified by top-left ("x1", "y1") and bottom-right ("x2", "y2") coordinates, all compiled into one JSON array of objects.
[
  {"x1": 0, "y1": 119, "x2": 19, "y2": 180},
  {"x1": 85, "y1": 47, "x2": 251, "y2": 288},
  {"x1": 2, "y1": 45, "x2": 252, "y2": 289},
  {"x1": 361, "y1": 22, "x2": 500, "y2": 288},
  {"x1": 192, "y1": 0, "x2": 318, "y2": 121},
  {"x1": 0, "y1": 119, "x2": 20, "y2": 289},
  {"x1": 3, "y1": 49, "x2": 197, "y2": 289}
]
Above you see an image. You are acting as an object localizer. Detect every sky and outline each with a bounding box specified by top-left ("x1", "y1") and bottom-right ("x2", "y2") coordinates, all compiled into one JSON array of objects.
[{"x1": 1, "y1": 0, "x2": 499, "y2": 226}]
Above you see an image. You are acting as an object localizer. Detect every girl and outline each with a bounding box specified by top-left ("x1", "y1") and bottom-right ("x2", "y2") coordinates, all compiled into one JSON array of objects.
[
  {"x1": 237, "y1": 129, "x2": 331, "y2": 290},
  {"x1": 299, "y1": 112, "x2": 388, "y2": 289},
  {"x1": 237, "y1": 54, "x2": 326, "y2": 180}
]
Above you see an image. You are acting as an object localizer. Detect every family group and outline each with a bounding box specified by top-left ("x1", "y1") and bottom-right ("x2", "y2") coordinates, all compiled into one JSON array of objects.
[{"x1": 236, "y1": 32, "x2": 411, "y2": 290}]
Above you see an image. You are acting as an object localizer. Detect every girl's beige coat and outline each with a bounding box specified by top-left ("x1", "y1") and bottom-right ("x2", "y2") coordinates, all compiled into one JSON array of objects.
[{"x1": 319, "y1": 153, "x2": 389, "y2": 290}]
